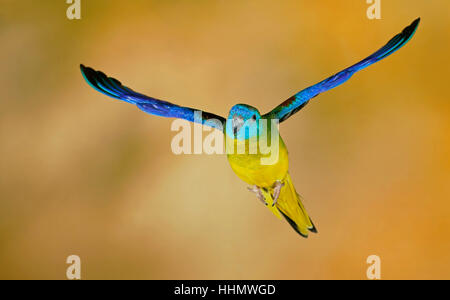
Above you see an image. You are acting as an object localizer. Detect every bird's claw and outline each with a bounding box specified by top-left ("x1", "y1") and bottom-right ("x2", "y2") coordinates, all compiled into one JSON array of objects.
[
  {"x1": 271, "y1": 180, "x2": 285, "y2": 207},
  {"x1": 247, "y1": 185, "x2": 267, "y2": 205}
]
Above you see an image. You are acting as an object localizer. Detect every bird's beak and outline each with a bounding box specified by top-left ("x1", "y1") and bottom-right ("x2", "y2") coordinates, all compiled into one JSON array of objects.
[{"x1": 232, "y1": 115, "x2": 244, "y2": 136}]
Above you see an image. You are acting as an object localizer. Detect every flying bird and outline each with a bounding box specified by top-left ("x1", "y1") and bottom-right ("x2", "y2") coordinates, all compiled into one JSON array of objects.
[{"x1": 80, "y1": 18, "x2": 420, "y2": 237}]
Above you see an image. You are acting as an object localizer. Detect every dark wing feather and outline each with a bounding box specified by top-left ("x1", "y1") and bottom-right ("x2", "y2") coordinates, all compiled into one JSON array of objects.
[
  {"x1": 265, "y1": 18, "x2": 420, "y2": 122},
  {"x1": 80, "y1": 65, "x2": 226, "y2": 130}
]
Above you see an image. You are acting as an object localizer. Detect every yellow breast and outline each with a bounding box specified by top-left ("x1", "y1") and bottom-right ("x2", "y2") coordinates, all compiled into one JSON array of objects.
[{"x1": 226, "y1": 134, "x2": 289, "y2": 188}]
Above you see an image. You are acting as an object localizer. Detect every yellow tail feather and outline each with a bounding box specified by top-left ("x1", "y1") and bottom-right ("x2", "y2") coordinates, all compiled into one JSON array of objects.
[
  {"x1": 266, "y1": 173, "x2": 316, "y2": 238},
  {"x1": 260, "y1": 189, "x2": 282, "y2": 220}
]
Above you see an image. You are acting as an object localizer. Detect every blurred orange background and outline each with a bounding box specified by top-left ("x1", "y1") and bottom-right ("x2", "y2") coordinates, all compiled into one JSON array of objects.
[{"x1": 1, "y1": 0, "x2": 449, "y2": 279}]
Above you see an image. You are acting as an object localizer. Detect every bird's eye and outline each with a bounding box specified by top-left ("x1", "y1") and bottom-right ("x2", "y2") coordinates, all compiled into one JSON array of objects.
[{"x1": 251, "y1": 115, "x2": 257, "y2": 121}]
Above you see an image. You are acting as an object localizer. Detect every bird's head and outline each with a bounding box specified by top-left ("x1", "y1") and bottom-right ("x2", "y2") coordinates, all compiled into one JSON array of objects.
[{"x1": 226, "y1": 104, "x2": 261, "y2": 140}]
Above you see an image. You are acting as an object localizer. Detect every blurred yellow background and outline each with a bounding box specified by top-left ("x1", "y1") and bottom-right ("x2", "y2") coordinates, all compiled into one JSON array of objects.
[{"x1": 1, "y1": 0, "x2": 449, "y2": 279}]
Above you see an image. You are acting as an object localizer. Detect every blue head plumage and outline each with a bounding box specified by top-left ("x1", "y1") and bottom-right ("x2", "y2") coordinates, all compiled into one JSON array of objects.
[{"x1": 226, "y1": 104, "x2": 262, "y2": 140}]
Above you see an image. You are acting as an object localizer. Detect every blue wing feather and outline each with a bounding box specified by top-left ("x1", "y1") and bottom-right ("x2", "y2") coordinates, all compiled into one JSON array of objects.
[
  {"x1": 80, "y1": 65, "x2": 226, "y2": 130},
  {"x1": 266, "y1": 18, "x2": 420, "y2": 122}
]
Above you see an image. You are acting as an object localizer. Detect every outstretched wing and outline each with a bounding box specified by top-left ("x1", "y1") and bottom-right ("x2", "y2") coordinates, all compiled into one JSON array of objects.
[
  {"x1": 80, "y1": 65, "x2": 226, "y2": 130},
  {"x1": 264, "y1": 18, "x2": 420, "y2": 122}
]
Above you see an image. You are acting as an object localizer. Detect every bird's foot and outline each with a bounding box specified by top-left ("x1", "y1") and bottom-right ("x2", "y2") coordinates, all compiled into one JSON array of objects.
[
  {"x1": 247, "y1": 185, "x2": 267, "y2": 206},
  {"x1": 271, "y1": 180, "x2": 285, "y2": 207}
]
